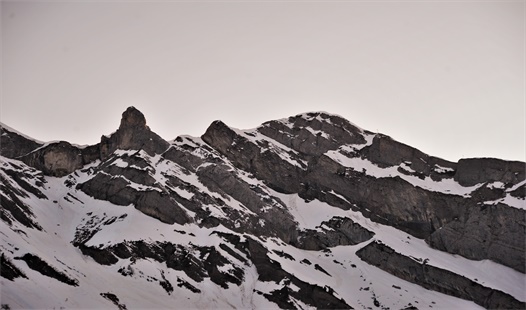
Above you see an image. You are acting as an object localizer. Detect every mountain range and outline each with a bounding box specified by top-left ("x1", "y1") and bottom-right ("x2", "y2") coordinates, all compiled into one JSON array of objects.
[{"x1": 1, "y1": 107, "x2": 524, "y2": 309}]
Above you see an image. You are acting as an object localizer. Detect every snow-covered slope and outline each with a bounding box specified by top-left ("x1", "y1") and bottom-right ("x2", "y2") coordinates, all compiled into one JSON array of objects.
[{"x1": 1, "y1": 107, "x2": 524, "y2": 309}]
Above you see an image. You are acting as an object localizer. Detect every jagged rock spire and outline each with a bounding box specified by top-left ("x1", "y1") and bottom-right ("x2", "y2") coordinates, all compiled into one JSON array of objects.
[
  {"x1": 119, "y1": 106, "x2": 147, "y2": 130},
  {"x1": 100, "y1": 106, "x2": 169, "y2": 159}
]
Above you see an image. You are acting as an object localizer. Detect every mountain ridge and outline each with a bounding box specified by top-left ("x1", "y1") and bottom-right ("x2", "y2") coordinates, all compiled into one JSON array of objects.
[
  {"x1": 1, "y1": 107, "x2": 524, "y2": 309},
  {"x1": 2, "y1": 107, "x2": 524, "y2": 169}
]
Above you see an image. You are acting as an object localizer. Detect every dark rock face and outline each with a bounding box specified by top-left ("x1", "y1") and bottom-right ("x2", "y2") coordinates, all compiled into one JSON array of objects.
[
  {"x1": 79, "y1": 173, "x2": 137, "y2": 206},
  {"x1": 14, "y1": 253, "x2": 78, "y2": 286},
  {"x1": 100, "y1": 293, "x2": 127, "y2": 310},
  {"x1": 258, "y1": 112, "x2": 367, "y2": 157},
  {"x1": 302, "y1": 155, "x2": 465, "y2": 239},
  {"x1": 195, "y1": 162, "x2": 300, "y2": 243},
  {"x1": 298, "y1": 216, "x2": 374, "y2": 250},
  {"x1": 202, "y1": 120, "x2": 307, "y2": 194},
  {"x1": 99, "y1": 107, "x2": 169, "y2": 159},
  {"x1": 454, "y1": 158, "x2": 525, "y2": 187},
  {"x1": 1, "y1": 181, "x2": 42, "y2": 230},
  {"x1": 427, "y1": 203, "x2": 526, "y2": 273},
  {"x1": 16, "y1": 142, "x2": 102, "y2": 178},
  {"x1": 0, "y1": 162, "x2": 44, "y2": 230},
  {"x1": 77, "y1": 244, "x2": 119, "y2": 265},
  {"x1": 1, "y1": 252, "x2": 27, "y2": 281},
  {"x1": 361, "y1": 134, "x2": 457, "y2": 178},
  {"x1": 79, "y1": 169, "x2": 191, "y2": 226},
  {"x1": 0, "y1": 125, "x2": 43, "y2": 159},
  {"x1": 19, "y1": 141, "x2": 85, "y2": 177},
  {"x1": 76, "y1": 234, "x2": 353, "y2": 308},
  {"x1": 356, "y1": 241, "x2": 525, "y2": 309}
]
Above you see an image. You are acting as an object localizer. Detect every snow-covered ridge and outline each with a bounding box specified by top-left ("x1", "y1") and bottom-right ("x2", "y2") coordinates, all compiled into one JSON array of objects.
[{"x1": 1, "y1": 122, "x2": 45, "y2": 144}]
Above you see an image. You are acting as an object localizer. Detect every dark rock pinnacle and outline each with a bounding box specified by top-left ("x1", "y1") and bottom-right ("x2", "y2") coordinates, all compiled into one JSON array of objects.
[
  {"x1": 100, "y1": 106, "x2": 169, "y2": 160},
  {"x1": 119, "y1": 106, "x2": 147, "y2": 130}
]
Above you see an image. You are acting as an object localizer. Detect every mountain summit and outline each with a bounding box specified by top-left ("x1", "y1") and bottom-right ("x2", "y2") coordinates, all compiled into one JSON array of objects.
[
  {"x1": 100, "y1": 106, "x2": 169, "y2": 159},
  {"x1": 119, "y1": 106, "x2": 148, "y2": 129},
  {"x1": 1, "y1": 107, "x2": 524, "y2": 309}
]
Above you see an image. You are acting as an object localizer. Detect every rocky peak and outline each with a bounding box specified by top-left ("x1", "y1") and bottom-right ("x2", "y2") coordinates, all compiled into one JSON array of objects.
[
  {"x1": 258, "y1": 112, "x2": 369, "y2": 157},
  {"x1": 100, "y1": 107, "x2": 169, "y2": 159},
  {"x1": 119, "y1": 106, "x2": 147, "y2": 130},
  {"x1": 201, "y1": 120, "x2": 237, "y2": 151}
]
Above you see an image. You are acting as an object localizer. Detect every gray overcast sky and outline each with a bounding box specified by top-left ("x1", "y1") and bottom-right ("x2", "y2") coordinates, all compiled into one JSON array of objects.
[{"x1": 1, "y1": 1, "x2": 525, "y2": 162}]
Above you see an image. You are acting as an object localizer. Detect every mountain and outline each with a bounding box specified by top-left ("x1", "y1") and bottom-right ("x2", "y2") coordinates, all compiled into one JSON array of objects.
[{"x1": 1, "y1": 107, "x2": 524, "y2": 309}]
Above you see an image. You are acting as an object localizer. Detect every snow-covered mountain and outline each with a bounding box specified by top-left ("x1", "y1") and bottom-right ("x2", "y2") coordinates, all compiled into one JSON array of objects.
[{"x1": 1, "y1": 107, "x2": 524, "y2": 309}]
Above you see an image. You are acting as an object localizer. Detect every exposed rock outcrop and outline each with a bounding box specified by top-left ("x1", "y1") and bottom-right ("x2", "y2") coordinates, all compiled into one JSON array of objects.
[
  {"x1": 100, "y1": 293, "x2": 127, "y2": 310},
  {"x1": 297, "y1": 216, "x2": 374, "y2": 250},
  {"x1": 427, "y1": 202, "x2": 526, "y2": 273},
  {"x1": 454, "y1": 158, "x2": 525, "y2": 187},
  {"x1": 258, "y1": 112, "x2": 367, "y2": 157},
  {"x1": 195, "y1": 162, "x2": 300, "y2": 243},
  {"x1": 302, "y1": 154, "x2": 466, "y2": 238},
  {"x1": 79, "y1": 171, "x2": 191, "y2": 225},
  {"x1": 0, "y1": 124, "x2": 43, "y2": 159},
  {"x1": 202, "y1": 120, "x2": 307, "y2": 194},
  {"x1": 99, "y1": 106, "x2": 169, "y2": 159},
  {"x1": 1, "y1": 252, "x2": 27, "y2": 281},
  {"x1": 356, "y1": 241, "x2": 525, "y2": 309},
  {"x1": 14, "y1": 253, "x2": 78, "y2": 286},
  {"x1": 19, "y1": 141, "x2": 85, "y2": 177},
  {"x1": 242, "y1": 237, "x2": 352, "y2": 309},
  {"x1": 0, "y1": 160, "x2": 44, "y2": 230},
  {"x1": 361, "y1": 134, "x2": 456, "y2": 172}
]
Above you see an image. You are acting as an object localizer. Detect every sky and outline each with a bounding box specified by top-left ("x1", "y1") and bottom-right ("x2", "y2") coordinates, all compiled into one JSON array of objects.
[{"x1": 1, "y1": 0, "x2": 524, "y2": 162}]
